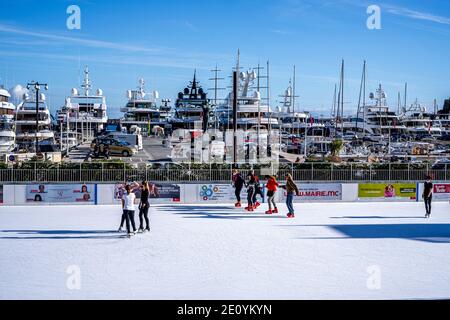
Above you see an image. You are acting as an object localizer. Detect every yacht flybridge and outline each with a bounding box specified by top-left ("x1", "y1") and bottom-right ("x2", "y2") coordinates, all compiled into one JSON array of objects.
[
  {"x1": 15, "y1": 88, "x2": 54, "y2": 151},
  {"x1": 171, "y1": 72, "x2": 211, "y2": 132},
  {"x1": 121, "y1": 78, "x2": 171, "y2": 135},
  {"x1": 0, "y1": 87, "x2": 16, "y2": 153},
  {"x1": 220, "y1": 70, "x2": 278, "y2": 131},
  {"x1": 58, "y1": 66, "x2": 108, "y2": 142}
]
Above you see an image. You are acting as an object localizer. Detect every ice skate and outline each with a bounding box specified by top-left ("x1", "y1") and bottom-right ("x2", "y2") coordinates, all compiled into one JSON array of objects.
[
  {"x1": 235, "y1": 202, "x2": 242, "y2": 208},
  {"x1": 265, "y1": 209, "x2": 273, "y2": 215},
  {"x1": 245, "y1": 206, "x2": 254, "y2": 212},
  {"x1": 273, "y1": 208, "x2": 279, "y2": 214}
]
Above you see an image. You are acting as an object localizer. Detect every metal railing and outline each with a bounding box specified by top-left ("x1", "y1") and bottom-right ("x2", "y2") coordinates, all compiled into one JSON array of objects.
[{"x1": 0, "y1": 163, "x2": 448, "y2": 183}]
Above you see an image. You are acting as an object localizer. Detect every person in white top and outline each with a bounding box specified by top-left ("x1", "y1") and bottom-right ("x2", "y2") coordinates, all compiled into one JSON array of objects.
[{"x1": 121, "y1": 185, "x2": 137, "y2": 236}]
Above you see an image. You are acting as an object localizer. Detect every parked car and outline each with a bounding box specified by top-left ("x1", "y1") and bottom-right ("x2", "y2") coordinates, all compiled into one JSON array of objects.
[{"x1": 91, "y1": 138, "x2": 136, "y2": 157}]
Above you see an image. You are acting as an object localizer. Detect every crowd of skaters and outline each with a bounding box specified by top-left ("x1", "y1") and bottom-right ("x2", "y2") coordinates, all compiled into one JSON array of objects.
[
  {"x1": 232, "y1": 169, "x2": 300, "y2": 218},
  {"x1": 116, "y1": 174, "x2": 436, "y2": 237}
]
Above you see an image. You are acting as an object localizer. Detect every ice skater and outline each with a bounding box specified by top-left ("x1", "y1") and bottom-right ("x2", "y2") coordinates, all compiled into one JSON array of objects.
[
  {"x1": 245, "y1": 171, "x2": 257, "y2": 212},
  {"x1": 281, "y1": 173, "x2": 300, "y2": 218},
  {"x1": 252, "y1": 173, "x2": 264, "y2": 209},
  {"x1": 138, "y1": 181, "x2": 150, "y2": 232},
  {"x1": 265, "y1": 175, "x2": 279, "y2": 215},
  {"x1": 423, "y1": 175, "x2": 433, "y2": 218},
  {"x1": 232, "y1": 169, "x2": 245, "y2": 208},
  {"x1": 121, "y1": 185, "x2": 137, "y2": 237}
]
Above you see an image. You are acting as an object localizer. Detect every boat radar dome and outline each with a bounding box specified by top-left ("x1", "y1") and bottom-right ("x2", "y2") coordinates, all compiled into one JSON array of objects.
[
  {"x1": 23, "y1": 93, "x2": 29, "y2": 100},
  {"x1": 126, "y1": 90, "x2": 132, "y2": 99},
  {"x1": 253, "y1": 91, "x2": 261, "y2": 99},
  {"x1": 71, "y1": 88, "x2": 78, "y2": 96},
  {"x1": 96, "y1": 89, "x2": 103, "y2": 96},
  {"x1": 153, "y1": 91, "x2": 159, "y2": 99},
  {"x1": 40, "y1": 93, "x2": 46, "y2": 101}
]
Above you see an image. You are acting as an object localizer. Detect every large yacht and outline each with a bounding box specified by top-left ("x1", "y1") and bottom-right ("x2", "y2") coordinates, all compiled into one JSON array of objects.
[
  {"x1": 170, "y1": 72, "x2": 211, "y2": 132},
  {"x1": 15, "y1": 88, "x2": 54, "y2": 152},
  {"x1": 58, "y1": 66, "x2": 108, "y2": 142},
  {"x1": 0, "y1": 87, "x2": 16, "y2": 153},
  {"x1": 120, "y1": 78, "x2": 171, "y2": 135},
  {"x1": 342, "y1": 84, "x2": 407, "y2": 137},
  {"x1": 400, "y1": 101, "x2": 442, "y2": 137},
  {"x1": 219, "y1": 70, "x2": 278, "y2": 131}
]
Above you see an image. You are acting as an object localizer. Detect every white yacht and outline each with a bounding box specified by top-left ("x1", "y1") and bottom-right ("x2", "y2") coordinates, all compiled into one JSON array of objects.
[
  {"x1": 121, "y1": 78, "x2": 170, "y2": 135},
  {"x1": 344, "y1": 84, "x2": 407, "y2": 137},
  {"x1": 0, "y1": 87, "x2": 16, "y2": 153},
  {"x1": 400, "y1": 101, "x2": 442, "y2": 137},
  {"x1": 59, "y1": 66, "x2": 108, "y2": 142},
  {"x1": 275, "y1": 84, "x2": 309, "y2": 133},
  {"x1": 15, "y1": 88, "x2": 54, "y2": 151},
  {"x1": 220, "y1": 70, "x2": 278, "y2": 131}
]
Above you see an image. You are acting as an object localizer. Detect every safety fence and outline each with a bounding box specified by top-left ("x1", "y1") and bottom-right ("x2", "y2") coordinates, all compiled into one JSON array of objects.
[{"x1": 0, "y1": 166, "x2": 448, "y2": 183}]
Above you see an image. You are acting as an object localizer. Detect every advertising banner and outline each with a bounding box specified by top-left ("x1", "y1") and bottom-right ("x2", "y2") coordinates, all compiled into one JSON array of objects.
[
  {"x1": 280, "y1": 183, "x2": 342, "y2": 202},
  {"x1": 26, "y1": 184, "x2": 96, "y2": 204},
  {"x1": 433, "y1": 184, "x2": 450, "y2": 201},
  {"x1": 198, "y1": 184, "x2": 252, "y2": 203},
  {"x1": 115, "y1": 182, "x2": 181, "y2": 203},
  {"x1": 358, "y1": 183, "x2": 417, "y2": 200}
]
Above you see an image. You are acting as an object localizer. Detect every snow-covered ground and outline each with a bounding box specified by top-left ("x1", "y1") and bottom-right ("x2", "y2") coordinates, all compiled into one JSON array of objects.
[{"x1": 0, "y1": 201, "x2": 449, "y2": 300}]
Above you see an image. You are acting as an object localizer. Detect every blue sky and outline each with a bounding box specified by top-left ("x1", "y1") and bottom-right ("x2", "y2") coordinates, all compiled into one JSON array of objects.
[{"x1": 1, "y1": 0, "x2": 449, "y2": 118}]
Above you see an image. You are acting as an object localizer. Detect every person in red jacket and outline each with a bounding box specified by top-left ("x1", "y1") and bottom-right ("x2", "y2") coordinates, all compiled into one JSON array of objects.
[{"x1": 265, "y1": 176, "x2": 279, "y2": 215}]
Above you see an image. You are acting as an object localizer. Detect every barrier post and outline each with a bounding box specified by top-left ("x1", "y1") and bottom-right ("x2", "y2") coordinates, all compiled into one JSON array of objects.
[
  {"x1": 34, "y1": 162, "x2": 37, "y2": 182},
  {"x1": 350, "y1": 163, "x2": 353, "y2": 181},
  {"x1": 79, "y1": 163, "x2": 82, "y2": 182},
  {"x1": 369, "y1": 164, "x2": 372, "y2": 181},
  {"x1": 101, "y1": 162, "x2": 104, "y2": 182},
  {"x1": 311, "y1": 162, "x2": 314, "y2": 181},
  {"x1": 408, "y1": 163, "x2": 410, "y2": 181},
  {"x1": 331, "y1": 163, "x2": 334, "y2": 181},
  {"x1": 389, "y1": 163, "x2": 391, "y2": 181},
  {"x1": 446, "y1": 163, "x2": 448, "y2": 181}
]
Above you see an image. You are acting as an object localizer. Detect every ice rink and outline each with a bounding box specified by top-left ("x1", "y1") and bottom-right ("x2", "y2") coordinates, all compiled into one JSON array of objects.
[{"x1": 0, "y1": 201, "x2": 449, "y2": 300}]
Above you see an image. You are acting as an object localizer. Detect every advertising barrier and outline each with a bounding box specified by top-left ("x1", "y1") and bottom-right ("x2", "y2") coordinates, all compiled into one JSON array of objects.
[
  {"x1": 358, "y1": 183, "x2": 417, "y2": 200},
  {"x1": 433, "y1": 183, "x2": 450, "y2": 201},
  {"x1": 280, "y1": 183, "x2": 342, "y2": 202},
  {"x1": 26, "y1": 184, "x2": 96, "y2": 204},
  {"x1": 197, "y1": 184, "x2": 248, "y2": 203},
  {"x1": 114, "y1": 183, "x2": 181, "y2": 203}
]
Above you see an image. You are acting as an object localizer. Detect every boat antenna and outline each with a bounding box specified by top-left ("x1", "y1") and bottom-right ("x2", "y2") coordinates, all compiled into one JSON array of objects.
[
  {"x1": 81, "y1": 66, "x2": 91, "y2": 96},
  {"x1": 208, "y1": 64, "x2": 225, "y2": 107},
  {"x1": 356, "y1": 60, "x2": 366, "y2": 132}
]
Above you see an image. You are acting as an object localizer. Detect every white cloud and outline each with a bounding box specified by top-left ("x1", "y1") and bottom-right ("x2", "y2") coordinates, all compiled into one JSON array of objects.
[{"x1": 384, "y1": 4, "x2": 450, "y2": 25}]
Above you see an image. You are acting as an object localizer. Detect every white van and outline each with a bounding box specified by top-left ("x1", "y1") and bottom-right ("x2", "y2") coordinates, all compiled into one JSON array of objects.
[{"x1": 105, "y1": 133, "x2": 143, "y2": 151}]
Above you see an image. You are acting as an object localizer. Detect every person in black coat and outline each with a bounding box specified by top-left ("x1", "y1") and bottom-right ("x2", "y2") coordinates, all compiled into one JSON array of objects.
[
  {"x1": 423, "y1": 176, "x2": 433, "y2": 218},
  {"x1": 138, "y1": 181, "x2": 151, "y2": 232},
  {"x1": 232, "y1": 169, "x2": 245, "y2": 208}
]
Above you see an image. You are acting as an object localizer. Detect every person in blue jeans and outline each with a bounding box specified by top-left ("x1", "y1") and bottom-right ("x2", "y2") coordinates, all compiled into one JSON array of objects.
[{"x1": 281, "y1": 173, "x2": 300, "y2": 218}]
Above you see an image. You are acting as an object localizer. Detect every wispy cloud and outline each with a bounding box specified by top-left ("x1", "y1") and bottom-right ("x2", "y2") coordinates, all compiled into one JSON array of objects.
[
  {"x1": 0, "y1": 23, "x2": 169, "y2": 53},
  {"x1": 270, "y1": 29, "x2": 292, "y2": 35},
  {"x1": 0, "y1": 22, "x2": 234, "y2": 69},
  {"x1": 384, "y1": 4, "x2": 450, "y2": 26}
]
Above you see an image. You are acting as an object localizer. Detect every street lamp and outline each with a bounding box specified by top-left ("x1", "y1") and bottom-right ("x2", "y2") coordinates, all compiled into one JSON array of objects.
[{"x1": 27, "y1": 81, "x2": 48, "y2": 154}]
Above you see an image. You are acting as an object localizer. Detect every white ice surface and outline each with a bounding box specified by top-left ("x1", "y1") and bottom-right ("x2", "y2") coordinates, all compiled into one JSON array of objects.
[{"x1": 0, "y1": 202, "x2": 449, "y2": 300}]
